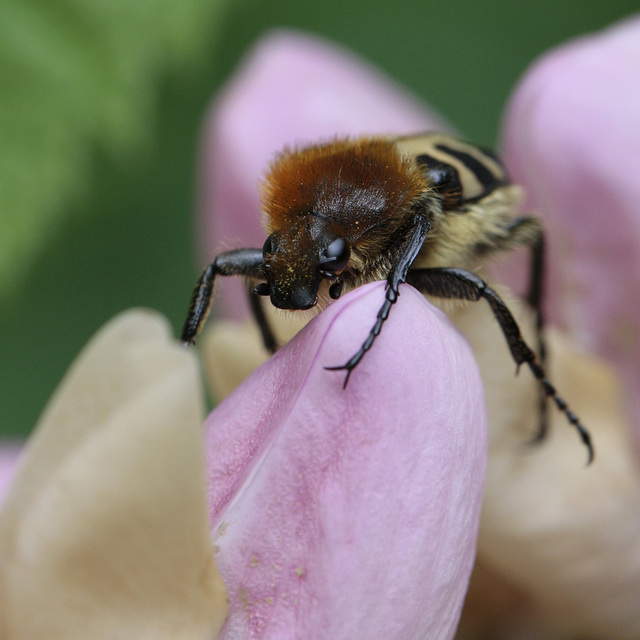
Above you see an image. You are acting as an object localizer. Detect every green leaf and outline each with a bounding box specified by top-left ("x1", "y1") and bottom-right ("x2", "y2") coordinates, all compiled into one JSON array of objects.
[{"x1": 0, "y1": 0, "x2": 225, "y2": 299}]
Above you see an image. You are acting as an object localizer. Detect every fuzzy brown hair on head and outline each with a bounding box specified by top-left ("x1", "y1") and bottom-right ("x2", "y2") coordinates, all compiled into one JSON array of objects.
[{"x1": 260, "y1": 137, "x2": 430, "y2": 245}]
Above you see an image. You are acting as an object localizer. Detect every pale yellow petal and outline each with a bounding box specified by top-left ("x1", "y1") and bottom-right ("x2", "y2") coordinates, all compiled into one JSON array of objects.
[
  {"x1": 202, "y1": 321, "x2": 269, "y2": 400},
  {"x1": 0, "y1": 310, "x2": 227, "y2": 639},
  {"x1": 1, "y1": 310, "x2": 190, "y2": 539},
  {"x1": 453, "y1": 291, "x2": 640, "y2": 639},
  {"x1": 202, "y1": 307, "x2": 307, "y2": 400}
]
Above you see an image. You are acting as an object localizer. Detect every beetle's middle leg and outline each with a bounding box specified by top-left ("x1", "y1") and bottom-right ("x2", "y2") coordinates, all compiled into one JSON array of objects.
[
  {"x1": 247, "y1": 288, "x2": 278, "y2": 354},
  {"x1": 502, "y1": 216, "x2": 548, "y2": 441}
]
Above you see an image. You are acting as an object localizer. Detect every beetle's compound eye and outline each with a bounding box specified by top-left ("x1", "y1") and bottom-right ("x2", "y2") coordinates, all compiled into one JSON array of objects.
[
  {"x1": 428, "y1": 165, "x2": 454, "y2": 189},
  {"x1": 319, "y1": 238, "x2": 350, "y2": 276}
]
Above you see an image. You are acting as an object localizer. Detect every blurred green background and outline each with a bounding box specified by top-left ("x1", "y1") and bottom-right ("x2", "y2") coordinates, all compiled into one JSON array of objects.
[{"x1": 1, "y1": 0, "x2": 636, "y2": 437}]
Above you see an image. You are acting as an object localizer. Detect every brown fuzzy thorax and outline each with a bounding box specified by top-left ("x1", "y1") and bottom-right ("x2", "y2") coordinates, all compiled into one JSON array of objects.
[
  {"x1": 262, "y1": 137, "x2": 428, "y2": 236},
  {"x1": 260, "y1": 137, "x2": 432, "y2": 292}
]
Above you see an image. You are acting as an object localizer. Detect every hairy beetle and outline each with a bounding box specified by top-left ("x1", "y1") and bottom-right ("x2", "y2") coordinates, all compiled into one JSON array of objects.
[{"x1": 182, "y1": 133, "x2": 593, "y2": 463}]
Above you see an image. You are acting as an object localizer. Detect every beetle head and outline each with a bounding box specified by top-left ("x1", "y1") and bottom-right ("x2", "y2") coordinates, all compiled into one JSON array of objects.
[{"x1": 258, "y1": 227, "x2": 350, "y2": 311}]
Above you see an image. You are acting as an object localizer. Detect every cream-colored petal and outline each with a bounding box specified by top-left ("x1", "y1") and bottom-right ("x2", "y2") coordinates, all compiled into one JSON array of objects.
[
  {"x1": 0, "y1": 310, "x2": 227, "y2": 639},
  {"x1": 1, "y1": 310, "x2": 189, "y2": 540},
  {"x1": 202, "y1": 308, "x2": 307, "y2": 400},
  {"x1": 0, "y1": 444, "x2": 22, "y2": 507},
  {"x1": 453, "y1": 291, "x2": 640, "y2": 638},
  {"x1": 202, "y1": 321, "x2": 269, "y2": 400},
  {"x1": 482, "y1": 332, "x2": 640, "y2": 638},
  {"x1": 456, "y1": 560, "x2": 549, "y2": 640}
]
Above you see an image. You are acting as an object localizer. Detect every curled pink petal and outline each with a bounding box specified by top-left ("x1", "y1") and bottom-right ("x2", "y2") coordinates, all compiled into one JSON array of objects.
[
  {"x1": 198, "y1": 30, "x2": 450, "y2": 319},
  {"x1": 205, "y1": 282, "x2": 487, "y2": 640},
  {"x1": 500, "y1": 16, "x2": 640, "y2": 444}
]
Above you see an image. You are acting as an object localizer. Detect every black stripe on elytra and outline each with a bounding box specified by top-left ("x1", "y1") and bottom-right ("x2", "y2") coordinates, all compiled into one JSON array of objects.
[{"x1": 435, "y1": 143, "x2": 505, "y2": 198}]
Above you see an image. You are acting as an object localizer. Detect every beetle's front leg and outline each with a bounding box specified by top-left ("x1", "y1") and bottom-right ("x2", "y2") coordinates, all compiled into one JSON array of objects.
[
  {"x1": 181, "y1": 248, "x2": 264, "y2": 345},
  {"x1": 326, "y1": 213, "x2": 431, "y2": 387}
]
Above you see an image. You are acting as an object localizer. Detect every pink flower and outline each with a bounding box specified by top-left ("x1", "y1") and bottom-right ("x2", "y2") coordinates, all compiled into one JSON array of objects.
[
  {"x1": 501, "y1": 16, "x2": 640, "y2": 450},
  {"x1": 3, "y1": 17, "x2": 639, "y2": 639},
  {"x1": 198, "y1": 22, "x2": 640, "y2": 640}
]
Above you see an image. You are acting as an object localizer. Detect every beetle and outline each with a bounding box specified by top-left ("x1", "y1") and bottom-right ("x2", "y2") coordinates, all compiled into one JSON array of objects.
[{"x1": 181, "y1": 132, "x2": 593, "y2": 463}]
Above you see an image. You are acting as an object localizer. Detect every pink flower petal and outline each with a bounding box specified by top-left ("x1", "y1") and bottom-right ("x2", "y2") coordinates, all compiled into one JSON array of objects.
[
  {"x1": 205, "y1": 282, "x2": 487, "y2": 640},
  {"x1": 500, "y1": 16, "x2": 640, "y2": 445},
  {"x1": 197, "y1": 30, "x2": 450, "y2": 319}
]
